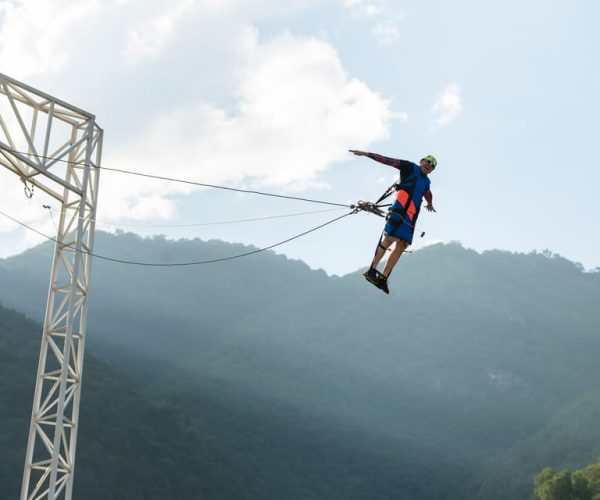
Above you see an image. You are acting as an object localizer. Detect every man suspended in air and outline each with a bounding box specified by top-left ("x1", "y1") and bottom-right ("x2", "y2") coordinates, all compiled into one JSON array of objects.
[{"x1": 349, "y1": 150, "x2": 437, "y2": 294}]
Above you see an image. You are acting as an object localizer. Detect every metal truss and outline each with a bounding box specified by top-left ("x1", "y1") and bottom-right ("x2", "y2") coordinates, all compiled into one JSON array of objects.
[{"x1": 0, "y1": 73, "x2": 102, "y2": 500}]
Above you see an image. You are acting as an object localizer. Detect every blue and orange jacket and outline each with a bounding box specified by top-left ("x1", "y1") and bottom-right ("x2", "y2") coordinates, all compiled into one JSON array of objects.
[{"x1": 365, "y1": 153, "x2": 432, "y2": 244}]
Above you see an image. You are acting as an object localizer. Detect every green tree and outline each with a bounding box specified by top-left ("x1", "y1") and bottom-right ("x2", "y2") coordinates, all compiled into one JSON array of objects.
[{"x1": 534, "y1": 467, "x2": 592, "y2": 500}]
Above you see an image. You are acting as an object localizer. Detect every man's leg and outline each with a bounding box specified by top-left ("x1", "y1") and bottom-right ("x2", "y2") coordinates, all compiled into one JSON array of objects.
[
  {"x1": 370, "y1": 235, "x2": 394, "y2": 270},
  {"x1": 382, "y1": 239, "x2": 409, "y2": 277}
]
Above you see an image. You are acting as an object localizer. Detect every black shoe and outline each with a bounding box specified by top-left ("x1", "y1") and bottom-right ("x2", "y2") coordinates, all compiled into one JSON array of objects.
[
  {"x1": 376, "y1": 276, "x2": 390, "y2": 294},
  {"x1": 363, "y1": 268, "x2": 379, "y2": 286}
]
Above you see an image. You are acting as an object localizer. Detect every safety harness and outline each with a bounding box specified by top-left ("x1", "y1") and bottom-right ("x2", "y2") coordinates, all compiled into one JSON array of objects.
[
  {"x1": 351, "y1": 176, "x2": 425, "y2": 257},
  {"x1": 352, "y1": 180, "x2": 415, "y2": 230}
]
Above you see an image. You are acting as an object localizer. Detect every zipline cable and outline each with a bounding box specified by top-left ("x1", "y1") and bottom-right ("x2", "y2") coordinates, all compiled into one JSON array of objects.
[
  {"x1": 43, "y1": 205, "x2": 347, "y2": 228},
  {"x1": 0, "y1": 208, "x2": 356, "y2": 267},
  {"x1": 99, "y1": 165, "x2": 351, "y2": 208},
  {"x1": 0, "y1": 147, "x2": 351, "y2": 208}
]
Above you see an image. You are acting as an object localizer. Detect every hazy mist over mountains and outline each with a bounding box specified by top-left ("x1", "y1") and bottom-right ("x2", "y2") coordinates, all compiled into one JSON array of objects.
[{"x1": 1, "y1": 232, "x2": 599, "y2": 499}]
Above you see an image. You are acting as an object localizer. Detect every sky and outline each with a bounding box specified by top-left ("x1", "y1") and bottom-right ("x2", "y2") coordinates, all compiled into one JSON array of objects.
[{"x1": 0, "y1": 0, "x2": 598, "y2": 276}]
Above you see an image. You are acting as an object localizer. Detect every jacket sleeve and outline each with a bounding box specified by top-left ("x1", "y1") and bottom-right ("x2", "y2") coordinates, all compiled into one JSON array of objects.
[{"x1": 365, "y1": 153, "x2": 414, "y2": 176}]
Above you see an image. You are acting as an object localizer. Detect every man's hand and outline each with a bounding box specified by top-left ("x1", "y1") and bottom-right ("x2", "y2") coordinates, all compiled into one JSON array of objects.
[
  {"x1": 426, "y1": 203, "x2": 436, "y2": 212},
  {"x1": 349, "y1": 150, "x2": 367, "y2": 156}
]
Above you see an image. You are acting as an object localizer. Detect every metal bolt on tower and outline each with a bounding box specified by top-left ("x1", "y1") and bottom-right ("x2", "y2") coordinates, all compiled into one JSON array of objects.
[{"x1": 0, "y1": 73, "x2": 102, "y2": 500}]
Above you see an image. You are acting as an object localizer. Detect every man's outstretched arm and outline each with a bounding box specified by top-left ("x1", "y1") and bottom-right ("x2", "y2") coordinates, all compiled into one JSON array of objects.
[{"x1": 349, "y1": 150, "x2": 413, "y2": 173}]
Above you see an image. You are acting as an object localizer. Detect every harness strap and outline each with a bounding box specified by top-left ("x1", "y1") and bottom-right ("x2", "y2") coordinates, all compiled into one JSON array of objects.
[
  {"x1": 371, "y1": 232, "x2": 388, "y2": 261},
  {"x1": 375, "y1": 182, "x2": 399, "y2": 205}
]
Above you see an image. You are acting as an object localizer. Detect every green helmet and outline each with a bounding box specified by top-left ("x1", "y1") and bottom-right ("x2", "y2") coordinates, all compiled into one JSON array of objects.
[{"x1": 422, "y1": 155, "x2": 438, "y2": 168}]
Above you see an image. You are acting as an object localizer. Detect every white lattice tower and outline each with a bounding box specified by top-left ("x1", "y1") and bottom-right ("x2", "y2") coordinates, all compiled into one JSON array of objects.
[{"x1": 0, "y1": 73, "x2": 102, "y2": 500}]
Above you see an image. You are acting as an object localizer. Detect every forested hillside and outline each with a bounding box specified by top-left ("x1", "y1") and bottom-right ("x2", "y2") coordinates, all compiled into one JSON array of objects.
[
  {"x1": 0, "y1": 303, "x2": 242, "y2": 500},
  {"x1": 1, "y1": 232, "x2": 599, "y2": 499}
]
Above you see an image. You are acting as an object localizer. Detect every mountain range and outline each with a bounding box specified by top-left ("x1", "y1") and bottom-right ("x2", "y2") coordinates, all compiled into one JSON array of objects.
[{"x1": 1, "y1": 231, "x2": 599, "y2": 499}]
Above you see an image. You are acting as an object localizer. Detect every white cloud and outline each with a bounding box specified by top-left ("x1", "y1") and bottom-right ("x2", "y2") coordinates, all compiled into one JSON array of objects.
[
  {"x1": 100, "y1": 29, "x2": 394, "y2": 220},
  {"x1": 431, "y1": 83, "x2": 462, "y2": 127},
  {"x1": 0, "y1": 1, "x2": 397, "y2": 229},
  {"x1": 0, "y1": 0, "x2": 321, "y2": 79},
  {"x1": 124, "y1": 0, "x2": 196, "y2": 62},
  {"x1": 0, "y1": 0, "x2": 107, "y2": 79},
  {"x1": 342, "y1": 0, "x2": 383, "y2": 17},
  {"x1": 341, "y1": 0, "x2": 401, "y2": 45}
]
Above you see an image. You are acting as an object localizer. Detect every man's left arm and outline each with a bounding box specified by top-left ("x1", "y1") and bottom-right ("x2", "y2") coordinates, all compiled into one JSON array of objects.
[{"x1": 424, "y1": 189, "x2": 436, "y2": 212}]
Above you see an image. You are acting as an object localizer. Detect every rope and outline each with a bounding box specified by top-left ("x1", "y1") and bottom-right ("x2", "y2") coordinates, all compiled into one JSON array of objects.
[
  {"x1": 0, "y1": 146, "x2": 351, "y2": 208},
  {"x1": 0, "y1": 208, "x2": 355, "y2": 267},
  {"x1": 43, "y1": 206, "x2": 346, "y2": 229},
  {"x1": 99, "y1": 165, "x2": 350, "y2": 208}
]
